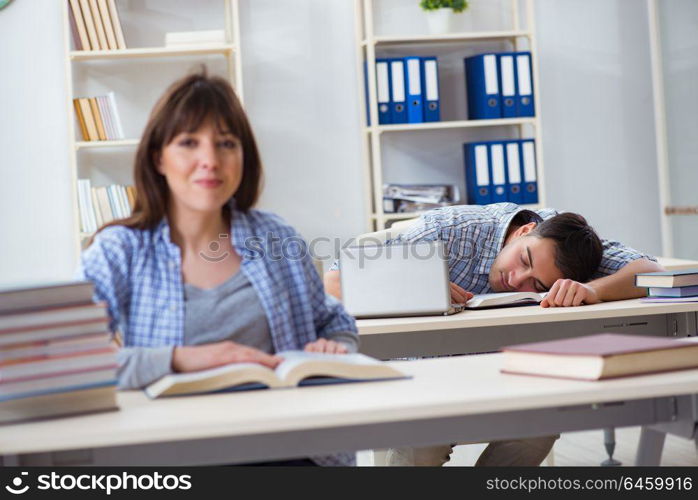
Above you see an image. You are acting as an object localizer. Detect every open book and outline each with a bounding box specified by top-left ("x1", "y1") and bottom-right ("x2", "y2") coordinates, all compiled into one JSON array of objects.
[
  {"x1": 465, "y1": 292, "x2": 547, "y2": 309},
  {"x1": 145, "y1": 351, "x2": 407, "y2": 398}
]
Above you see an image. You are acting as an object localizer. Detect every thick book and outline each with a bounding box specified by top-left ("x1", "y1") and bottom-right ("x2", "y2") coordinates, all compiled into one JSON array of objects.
[
  {"x1": 501, "y1": 333, "x2": 698, "y2": 381},
  {"x1": 0, "y1": 384, "x2": 117, "y2": 424},
  {"x1": 145, "y1": 351, "x2": 407, "y2": 398},
  {"x1": 0, "y1": 303, "x2": 107, "y2": 333},
  {"x1": 648, "y1": 285, "x2": 698, "y2": 298},
  {"x1": 0, "y1": 318, "x2": 109, "y2": 347},
  {"x1": 0, "y1": 347, "x2": 117, "y2": 383},
  {"x1": 0, "y1": 368, "x2": 117, "y2": 402},
  {"x1": 635, "y1": 268, "x2": 698, "y2": 288},
  {"x1": 465, "y1": 291, "x2": 546, "y2": 309},
  {"x1": 0, "y1": 281, "x2": 94, "y2": 315},
  {"x1": 0, "y1": 332, "x2": 111, "y2": 362}
]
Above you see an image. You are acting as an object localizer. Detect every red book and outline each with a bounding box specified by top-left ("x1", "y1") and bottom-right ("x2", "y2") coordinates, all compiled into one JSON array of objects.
[{"x1": 501, "y1": 333, "x2": 698, "y2": 380}]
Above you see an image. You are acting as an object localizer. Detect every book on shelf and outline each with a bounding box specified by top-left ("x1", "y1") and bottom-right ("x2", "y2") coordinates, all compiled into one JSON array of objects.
[
  {"x1": 78, "y1": 0, "x2": 100, "y2": 50},
  {"x1": 68, "y1": 0, "x2": 89, "y2": 50},
  {"x1": 73, "y1": 93, "x2": 124, "y2": 142},
  {"x1": 465, "y1": 291, "x2": 546, "y2": 309},
  {"x1": 635, "y1": 269, "x2": 698, "y2": 288},
  {"x1": 145, "y1": 351, "x2": 407, "y2": 398},
  {"x1": 0, "y1": 282, "x2": 117, "y2": 423},
  {"x1": 69, "y1": 0, "x2": 125, "y2": 51},
  {"x1": 78, "y1": 181, "x2": 136, "y2": 232},
  {"x1": 164, "y1": 30, "x2": 226, "y2": 47},
  {"x1": 88, "y1": 0, "x2": 109, "y2": 50},
  {"x1": 501, "y1": 333, "x2": 698, "y2": 381},
  {"x1": 96, "y1": 0, "x2": 117, "y2": 49}
]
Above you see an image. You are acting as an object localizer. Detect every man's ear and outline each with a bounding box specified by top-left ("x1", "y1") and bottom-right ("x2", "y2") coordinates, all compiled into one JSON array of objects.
[{"x1": 514, "y1": 222, "x2": 537, "y2": 237}]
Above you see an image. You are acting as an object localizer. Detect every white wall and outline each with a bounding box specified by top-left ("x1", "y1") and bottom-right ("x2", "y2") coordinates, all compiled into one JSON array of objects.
[
  {"x1": 536, "y1": 0, "x2": 662, "y2": 255},
  {"x1": 0, "y1": 0, "x2": 664, "y2": 285}
]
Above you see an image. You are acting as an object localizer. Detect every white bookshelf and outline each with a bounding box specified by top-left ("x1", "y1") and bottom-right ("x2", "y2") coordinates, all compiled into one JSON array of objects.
[
  {"x1": 355, "y1": 0, "x2": 546, "y2": 231},
  {"x1": 62, "y1": 0, "x2": 243, "y2": 256}
]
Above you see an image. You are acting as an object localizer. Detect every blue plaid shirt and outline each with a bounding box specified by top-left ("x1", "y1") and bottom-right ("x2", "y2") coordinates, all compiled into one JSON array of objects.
[
  {"x1": 77, "y1": 208, "x2": 358, "y2": 466},
  {"x1": 386, "y1": 203, "x2": 655, "y2": 293}
]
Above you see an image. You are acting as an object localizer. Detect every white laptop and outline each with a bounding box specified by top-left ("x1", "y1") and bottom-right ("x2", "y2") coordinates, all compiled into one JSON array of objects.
[{"x1": 339, "y1": 240, "x2": 465, "y2": 318}]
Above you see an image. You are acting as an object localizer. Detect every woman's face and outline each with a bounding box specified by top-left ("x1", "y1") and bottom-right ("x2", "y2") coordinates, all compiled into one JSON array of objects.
[{"x1": 157, "y1": 121, "x2": 243, "y2": 216}]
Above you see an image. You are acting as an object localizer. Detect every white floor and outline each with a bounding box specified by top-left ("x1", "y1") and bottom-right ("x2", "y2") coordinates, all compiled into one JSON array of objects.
[{"x1": 357, "y1": 426, "x2": 698, "y2": 466}]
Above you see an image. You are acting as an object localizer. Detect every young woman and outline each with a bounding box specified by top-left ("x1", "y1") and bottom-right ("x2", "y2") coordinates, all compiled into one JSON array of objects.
[{"x1": 77, "y1": 71, "x2": 358, "y2": 466}]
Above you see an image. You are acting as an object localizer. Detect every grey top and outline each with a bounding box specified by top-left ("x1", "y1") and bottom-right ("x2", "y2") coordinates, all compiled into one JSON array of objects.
[{"x1": 117, "y1": 271, "x2": 358, "y2": 389}]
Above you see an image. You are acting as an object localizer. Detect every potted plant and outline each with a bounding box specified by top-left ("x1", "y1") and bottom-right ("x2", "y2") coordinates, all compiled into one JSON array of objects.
[{"x1": 419, "y1": 0, "x2": 469, "y2": 34}]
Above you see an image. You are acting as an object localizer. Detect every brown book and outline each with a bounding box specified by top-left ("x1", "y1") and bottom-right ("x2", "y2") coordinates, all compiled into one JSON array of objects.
[
  {"x1": 125, "y1": 185, "x2": 136, "y2": 210},
  {"x1": 96, "y1": 0, "x2": 117, "y2": 50},
  {"x1": 77, "y1": 98, "x2": 99, "y2": 141},
  {"x1": 501, "y1": 333, "x2": 698, "y2": 381},
  {"x1": 88, "y1": 98, "x2": 107, "y2": 141},
  {"x1": 88, "y1": 0, "x2": 109, "y2": 50},
  {"x1": 73, "y1": 99, "x2": 90, "y2": 141},
  {"x1": 78, "y1": 0, "x2": 100, "y2": 51},
  {"x1": 106, "y1": 0, "x2": 126, "y2": 49}
]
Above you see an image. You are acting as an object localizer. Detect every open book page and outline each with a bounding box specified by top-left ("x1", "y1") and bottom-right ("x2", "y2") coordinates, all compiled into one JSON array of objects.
[
  {"x1": 274, "y1": 350, "x2": 406, "y2": 387},
  {"x1": 465, "y1": 291, "x2": 547, "y2": 309},
  {"x1": 144, "y1": 362, "x2": 281, "y2": 398}
]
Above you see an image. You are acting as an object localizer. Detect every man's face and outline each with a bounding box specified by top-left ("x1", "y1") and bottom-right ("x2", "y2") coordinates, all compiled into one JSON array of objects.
[{"x1": 488, "y1": 223, "x2": 565, "y2": 293}]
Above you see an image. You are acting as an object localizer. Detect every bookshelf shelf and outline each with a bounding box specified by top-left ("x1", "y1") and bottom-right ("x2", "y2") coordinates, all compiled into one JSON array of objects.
[
  {"x1": 365, "y1": 117, "x2": 536, "y2": 134},
  {"x1": 362, "y1": 30, "x2": 532, "y2": 46},
  {"x1": 64, "y1": 0, "x2": 243, "y2": 256},
  {"x1": 70, "y1": 44, "x2": 235, "y2": 61},
  {"x1": 75, "y1": 139, "x2": 139, "y2": 150},
  {"x1": 355, "y1": 0, "x2": 546, "y2": 231}
]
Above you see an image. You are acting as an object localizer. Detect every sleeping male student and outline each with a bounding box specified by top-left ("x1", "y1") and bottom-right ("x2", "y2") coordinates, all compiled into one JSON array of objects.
[
  {"x1": 76, "y1": 72, "x2": 358, "y2": 467},
  {"x1": 324, "y1": 202, "x2": 664, "y2": 466}
]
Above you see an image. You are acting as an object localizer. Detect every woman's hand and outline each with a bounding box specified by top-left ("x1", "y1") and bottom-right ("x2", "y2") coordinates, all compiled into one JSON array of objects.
[
  {"x1": 303, "y1": 338, "x2": 348, "y2": 354},
  {"x1": 171, "y1": 341, "x2": 282, "y2": 373},
  {"x1": 450, "y1": 282, "x2": 474, "y2": 304},
  {"x1": 540, "y1": 279, "x2": 600, "y2": 308}
]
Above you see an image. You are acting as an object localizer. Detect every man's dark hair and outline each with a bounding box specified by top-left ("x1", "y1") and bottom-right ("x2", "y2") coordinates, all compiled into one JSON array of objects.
[{"x1": 529, "y1": 213, "x2": 603, "y2": 283}]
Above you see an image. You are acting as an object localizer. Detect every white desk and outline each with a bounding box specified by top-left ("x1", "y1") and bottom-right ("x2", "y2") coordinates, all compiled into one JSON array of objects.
[
  {"x1": 2, "y1": 354, "x2": 697, "y2": 466},
  {"x1": 358, "y1": 299, "x2": 698, "y2": 359}
]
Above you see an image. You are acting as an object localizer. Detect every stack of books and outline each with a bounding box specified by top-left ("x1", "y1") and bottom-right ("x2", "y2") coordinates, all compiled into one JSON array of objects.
[
  {"x1": 73, "y1": 93, "x2": 124, "y2": 142},
  {"x1": 636, "y1": 269, "x2": 698, "y2": 302},
  {"x1": 68, "y1": 0, "x2": 126, "y2": 51},
  {"x1": 77, "y1": 179, "x2": 136, "y2": 233},
  {"x1": 382, "y1": 184, "x2": 459, "y2": 213},
  {"x1": 0, "y1": 282, "x2": 118, "y2": 424}
]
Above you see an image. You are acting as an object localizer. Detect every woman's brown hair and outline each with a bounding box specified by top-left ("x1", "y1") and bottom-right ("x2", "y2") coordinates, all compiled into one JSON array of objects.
[{"x1": 88, "y1": 69, "x2": 263, "y2": 244}]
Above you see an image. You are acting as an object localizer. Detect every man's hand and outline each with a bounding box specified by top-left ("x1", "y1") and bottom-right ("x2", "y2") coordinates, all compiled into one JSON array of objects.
[
  {"x1": 450, "y1": 282, "x2": 474, "y2": 304},
  {"x1": 304, "y1": 338, "x2": 348, "y2": 354},
  {"x1": 540, "y1": 279, "x2": 600, "y2": 308},
  {"x1": 172, "y1": 341, "x2": 282, "y2": 373}
]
